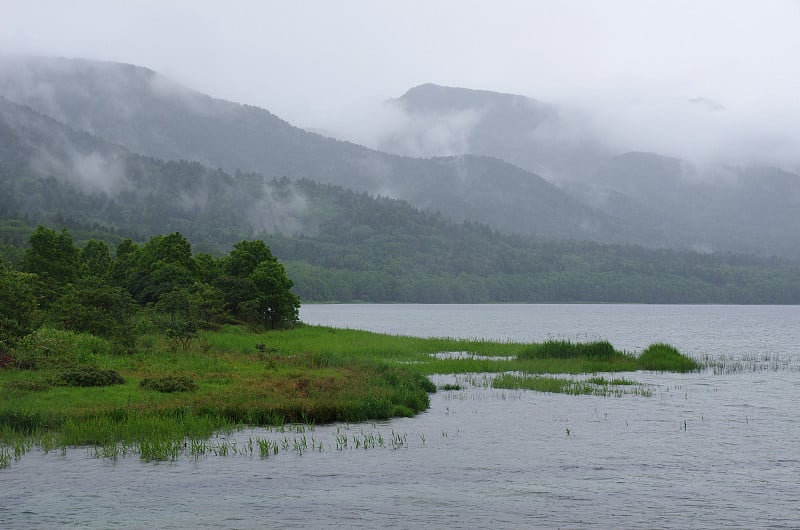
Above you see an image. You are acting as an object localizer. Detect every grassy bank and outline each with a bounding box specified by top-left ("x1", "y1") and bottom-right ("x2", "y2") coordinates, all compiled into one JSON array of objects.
[{"x1": 0, "y1": 324, "x2": 699, "y2": 462}]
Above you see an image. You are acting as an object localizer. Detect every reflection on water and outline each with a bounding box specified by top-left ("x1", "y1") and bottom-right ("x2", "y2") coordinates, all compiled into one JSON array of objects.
[{"x1": 3, "y1": 304, "x2": 800, "y2": 528}]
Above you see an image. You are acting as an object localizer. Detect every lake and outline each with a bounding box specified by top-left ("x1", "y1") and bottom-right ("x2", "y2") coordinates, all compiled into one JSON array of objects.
[{"x1": 3, "y1": 304, "x2": 800, "y2": 528}]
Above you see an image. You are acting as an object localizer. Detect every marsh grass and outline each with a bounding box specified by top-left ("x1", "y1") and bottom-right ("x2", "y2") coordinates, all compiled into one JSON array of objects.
[
  {"x1": 493, "y1": 374, "x2": 653, "y2": 397},
  {"x1": 520, "y1": 340, "x2": 618, "y2": 360},
  {"x1": 586, "y1": 376, "x2": 637, "y2": 386},
  {"x1": 0, "y1": 324, "x2": 692, "y2": 463},
  {"x1": 638, "y1": 343, "x2": 700, "y2": 372}
]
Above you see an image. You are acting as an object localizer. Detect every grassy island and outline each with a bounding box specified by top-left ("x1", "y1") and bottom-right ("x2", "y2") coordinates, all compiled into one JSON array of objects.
[{"x1": 0, "y1": 324, "x2": 699, "y2": 464}]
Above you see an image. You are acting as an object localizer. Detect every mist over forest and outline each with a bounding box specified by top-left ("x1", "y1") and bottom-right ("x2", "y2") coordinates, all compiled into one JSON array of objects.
[{"x1": 0, "y1": 54, "x2": 799, "y2": 304}]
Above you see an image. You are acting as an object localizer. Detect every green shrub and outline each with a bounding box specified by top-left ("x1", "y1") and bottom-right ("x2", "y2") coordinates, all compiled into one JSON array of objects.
[
  {"x1": 638, "y1": 343, "x2": 700, "y2": 372},
  {"x1": 140, "y1": 375, "x2": 198, "y2": 393},
  {"x1": 13, "y1": 328, "x2": 108, "y2": 369},
  {"x1": 59, "y1": 366, "x2": 124, "y2": 387}
]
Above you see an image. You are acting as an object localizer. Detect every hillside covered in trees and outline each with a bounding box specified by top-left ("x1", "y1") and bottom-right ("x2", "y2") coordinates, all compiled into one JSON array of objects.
[{"x1": 2, "y1": 181, "x2": 800, "y2": 305}]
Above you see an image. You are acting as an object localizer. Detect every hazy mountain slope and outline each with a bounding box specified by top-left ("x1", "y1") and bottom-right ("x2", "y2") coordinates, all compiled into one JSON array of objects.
[
  {"x1": 2, "y1": 95, "x2": 799, "y2": 304},
  {"x1": 381, "y1": 83, "x2": 605, "y2": 179},
  {"x1": 570, "y1": 152, "x2": 800, "y2": 257},
  {"x1": 0, "y1": 56, "x2": 643, "y2": 244},
  {"x1": 379, "y1": 84, "x2": 800, "y2": 259},
  {"x1": 0, "y1": 96, "x2": 309, "y2": 250}
]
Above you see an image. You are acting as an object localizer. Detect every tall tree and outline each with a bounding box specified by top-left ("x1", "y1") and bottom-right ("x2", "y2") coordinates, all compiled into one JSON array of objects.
[
  {"x1": 245, "y1": 259, "x2": 300, "y2": 329},
  {"x1": 22, "y1": 226, "x2": 81, "y2": 285}
]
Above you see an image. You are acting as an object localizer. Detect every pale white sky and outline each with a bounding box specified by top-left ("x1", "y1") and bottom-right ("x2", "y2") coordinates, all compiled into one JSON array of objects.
[{"x1": 3, "y1": 0, "x2": 800, "y2": 164}]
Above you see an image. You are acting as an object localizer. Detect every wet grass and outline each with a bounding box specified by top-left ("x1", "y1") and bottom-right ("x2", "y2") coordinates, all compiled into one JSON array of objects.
[
  {"x1": 0, "y1": 324, "x2": 694, "y2": 462},
  {"x1": 493, "y1": 374, "x2": 653, "y2": 397}
]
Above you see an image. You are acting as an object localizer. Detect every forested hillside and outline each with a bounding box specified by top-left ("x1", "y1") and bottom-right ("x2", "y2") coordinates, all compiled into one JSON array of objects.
[
  {"x1": 2, "y1": 178, "x2": 799, "y2": 304},
  {"x1": 0, "y1": 57, "x2": 651, "y2": 245}
]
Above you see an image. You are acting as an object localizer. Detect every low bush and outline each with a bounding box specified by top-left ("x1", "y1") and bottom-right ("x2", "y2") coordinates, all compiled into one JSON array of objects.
[
  {"x1": 13, "y1": 328, "x2": 108, "y2": 369},
  {"x1": 59, "y1": 366, "x2": 124, "y2": 387}
]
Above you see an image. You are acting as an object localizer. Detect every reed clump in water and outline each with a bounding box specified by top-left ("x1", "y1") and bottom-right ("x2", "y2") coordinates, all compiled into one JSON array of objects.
[
  {"x1": 637, "y1": 343, "x2": 700, "y2": 372},
  {"x1": 520, "y1": 340, "x2": 618, "y2": 360}
]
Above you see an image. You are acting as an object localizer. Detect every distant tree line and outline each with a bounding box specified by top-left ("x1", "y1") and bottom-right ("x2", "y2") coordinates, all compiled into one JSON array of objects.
[{"x1": 2, "y1": 171, "x2": 800, "y2": 305}]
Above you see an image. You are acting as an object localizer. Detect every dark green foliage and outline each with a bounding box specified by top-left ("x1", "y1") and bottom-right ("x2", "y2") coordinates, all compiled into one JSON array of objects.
[
  {"x1": 638, "y1": 343, "x2": 700, "y2": 372},
  {"x1": 519, "y1": 340, "x2": 618, "y2": 360},
  {"x1": 60, "y1": 366, "x2": 124, "y2": 387},
  {"x1": 155, "y1": 288, "x2": 192, "y2": 322},
  {"x1": 53, "y1": 280, "x2": 136, "y2": 339},
  {"x1": 163, "y1": 319, "x2": 198, "y2": 351},
  {"x1": 0, "y1": 262, "x2": 38, "y2": 344},
  {"x1": 140, "y1": 375, "x2": 198, "y2": 393},
  {"x1": 80, "y1": 240, "x2": 111, "y2": 278},
  {"x1": 12, "y1": 328, "x2": 107, "y2": 370},
  {"x1": 22, "y1": 226, "x2": 81, "y2": 285},
  {"x1": 3, "y1": 225, "x2": 300, "y2": 352},
  {"x1": 224, "y1": 240, "x2": 275, "y2": 277},
  {"x1": 129, "y1": 235, "x2": 194, "y2": 302},
  {"x1": 186, "y1": 282, "x2": 227, "y2": 327},
  {"x1": 243, "y1": 259, "x2": 300, "y2": 329}
]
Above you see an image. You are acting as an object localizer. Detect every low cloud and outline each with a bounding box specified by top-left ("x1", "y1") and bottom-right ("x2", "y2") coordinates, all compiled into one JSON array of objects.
[
  {"x1": 246, "y1": 180, "x2": 309, "y2": 236},
  {"x1": 31, "y1": 146, "x2": 129, "y2": 196},
  {"x1": 376, "y1": 106, "x2": 484, "y2": 158}
]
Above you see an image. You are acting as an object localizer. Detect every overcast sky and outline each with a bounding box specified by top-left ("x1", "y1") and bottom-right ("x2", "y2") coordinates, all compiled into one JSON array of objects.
[{"x1": 3, "y1": 1, "x2": 800, "y2": 165}]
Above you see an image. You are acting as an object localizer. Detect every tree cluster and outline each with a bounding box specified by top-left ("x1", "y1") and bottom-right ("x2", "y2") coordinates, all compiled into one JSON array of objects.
[{"x1": 0, "y1": 226, "x2": 300, "y2": 352}]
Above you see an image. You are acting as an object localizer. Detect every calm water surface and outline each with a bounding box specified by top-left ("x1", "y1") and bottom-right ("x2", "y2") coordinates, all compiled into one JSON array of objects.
[{"x1": 3, "y1": 304, "x2": 800, "y2": 529}]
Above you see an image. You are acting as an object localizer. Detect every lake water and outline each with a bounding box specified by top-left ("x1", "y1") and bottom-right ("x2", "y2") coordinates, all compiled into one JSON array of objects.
[{"x1": 3, "y1": 304, "x2": 800, "y2": 528}]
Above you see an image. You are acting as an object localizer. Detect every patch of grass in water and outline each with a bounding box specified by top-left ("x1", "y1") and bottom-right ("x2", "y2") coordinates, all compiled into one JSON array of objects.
[
  {"x1": 493, "y1": 374, "x2": 652, "y2": 397},
  {"x1": 519, "y1": 340, "x2": 618, "y2": 360},
  {"x1": 493, "y1": 374, "x2": 591, "y2": 395},
  {"x1": 638, "y1": 343, "x2": 700, "y2": 372}
]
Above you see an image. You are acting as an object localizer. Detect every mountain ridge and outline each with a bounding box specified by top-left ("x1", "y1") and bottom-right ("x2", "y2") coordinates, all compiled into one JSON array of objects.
[{"x1": 0, "y1": 56, "x2": 645, "y2": 245}]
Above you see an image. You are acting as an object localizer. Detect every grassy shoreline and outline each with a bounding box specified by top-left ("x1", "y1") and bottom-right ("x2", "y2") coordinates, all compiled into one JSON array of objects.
[{"x1": 0, "y1": 324, "x2": 699, "y2": 464}]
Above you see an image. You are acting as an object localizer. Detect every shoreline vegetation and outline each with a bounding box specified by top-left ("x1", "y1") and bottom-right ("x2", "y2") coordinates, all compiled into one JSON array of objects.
[
  {"x1": 0, "y1": 324, "x2": 699, "y2": 466},
  {"x1": 0, "y1": 227, "x2": 699, "y2": 466}
]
